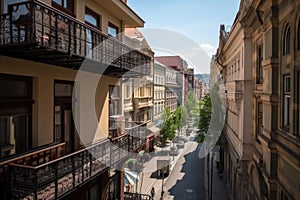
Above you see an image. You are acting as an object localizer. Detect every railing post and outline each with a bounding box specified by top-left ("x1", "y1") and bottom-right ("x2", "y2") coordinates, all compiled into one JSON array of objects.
[
  {"x1": 89, "y1": 152, "x2": 92, "y2": 178},
  {"x1": 55, "y1": 163, "x2": 58, "y2": 199},
  {"x1": 71, "y1": 155, "x2": 75, "y2": 189},
  {"x1": 34, "y1": 169, "x2": 38, "y2": 200},
  {"x1": 32, "y1": 2, "x2": 36, "y2": 43},
  {"x1": 55, "y1": 12, "x2": 58, "y2": 50},
  {"x1": 8, "y1": 5, "x2": 12, "y2": 45},
  {"x1": 82, "y1": 152, "x2": 84, "y2": 182},
  {"x1": 68, "y1": 20, "x2": 72, "y2": 56}
]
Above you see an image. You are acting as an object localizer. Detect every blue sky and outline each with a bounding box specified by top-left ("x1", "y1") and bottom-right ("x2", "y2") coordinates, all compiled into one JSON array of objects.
[{"x1": 127, "y1": 0, "x2": 240, "y2": 73}]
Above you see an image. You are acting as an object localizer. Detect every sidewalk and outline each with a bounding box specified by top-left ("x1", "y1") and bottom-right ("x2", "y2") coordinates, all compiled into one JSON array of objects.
[
  {"x1": 137, "y1": 140, "x2": 188, "y2": 199},
  {"x1": 204, "y1": 147, "x2": 229, "y2": 200}
]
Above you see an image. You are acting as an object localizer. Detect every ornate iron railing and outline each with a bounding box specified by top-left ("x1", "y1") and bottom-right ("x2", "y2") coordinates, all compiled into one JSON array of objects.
[
  {"x1": 0, "y1": 0, "x2": 150, "y2": 76},
  {"x1": 7, "y1": 122, "x2": 148, "y2": 199}
]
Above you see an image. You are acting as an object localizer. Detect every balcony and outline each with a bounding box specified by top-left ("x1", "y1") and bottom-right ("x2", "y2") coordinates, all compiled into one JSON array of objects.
[
  {"x1": 133, "y1": 97, "x2": 153, "y2": 108},
  {"x1": 0, "y1": 0, "x2": 150, "y2": 77},
  {"x1": 0, "y1": 123, "x2": 148, "y2": 199}
]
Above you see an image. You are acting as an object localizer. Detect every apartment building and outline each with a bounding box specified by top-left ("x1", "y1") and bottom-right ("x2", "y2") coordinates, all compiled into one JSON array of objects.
[
  {"x1": 0, "y1": 0, "x2": 151, "y2": 199},
  {"x1": 194, "y1": 77, "x2": 203, "y2": 100},
  {"x1": 215, "y1": 0, "x2": 300, "y2": 199},
  {"x1": 187, "y1": 68, "x2": 194, "y2": 92},
  {"x1": 123, "y1": 28, "x2": 155, "y2": 152},
  {"x1": 215, "y1": 21, "x2": 253, "y2": 199},
  {"x1": 153, "y1": 61, "x2": 166, "y2": 126},
  {"x1": 155, "y1": 56, "x2": 188, "y2": 105},
  {"x1": 165, "y1": 66, "x2": 179, "y2": 112}
]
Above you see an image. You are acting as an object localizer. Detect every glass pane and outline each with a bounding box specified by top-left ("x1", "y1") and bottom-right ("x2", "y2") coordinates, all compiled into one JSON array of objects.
[
  {"x1": 85, "y1": 14, "x2": 98, "y2": 27},
  {"x1": 0, "y1": 80, "x2": 28, "y2": 97},
  {"x1": 54, "y1": 106, "x2": 62, "y2": 143},
  {"x1": 64, "y1": 110, "x2": 72, "y2": 152},
  {"x1": 108, "y1": 25, "x2": 118, "y2": 38},
  {"x1": 55, "y1": 83, "x2": 73, "y2": 96},
  {"x1": 86, "y1": 29, "x2": 93, "y2": 58},
  {"x1": 3, "y1": 0, "x2": 27, "y2": 13},
  {"x1": 0, "y1": 114, "x2": 28, "y2": 158},
  {"x1": 52, "y1": 0, "x2": 62, "y2": 4}
]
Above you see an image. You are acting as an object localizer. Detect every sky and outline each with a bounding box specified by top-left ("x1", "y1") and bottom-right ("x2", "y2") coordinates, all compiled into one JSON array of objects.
[{"x1": 127, "y1": 0, "x2": 240, "y2": 73}]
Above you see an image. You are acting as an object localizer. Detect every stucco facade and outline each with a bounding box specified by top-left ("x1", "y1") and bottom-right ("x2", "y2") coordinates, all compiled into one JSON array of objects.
[{"x1": 0, "y1": 0, "x2": 151, "y2": 199}]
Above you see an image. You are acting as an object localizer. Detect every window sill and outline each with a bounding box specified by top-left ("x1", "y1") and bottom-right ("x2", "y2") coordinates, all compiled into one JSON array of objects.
[{"x1": 276, "y1": 129, "x2": 300, "y2": 147}]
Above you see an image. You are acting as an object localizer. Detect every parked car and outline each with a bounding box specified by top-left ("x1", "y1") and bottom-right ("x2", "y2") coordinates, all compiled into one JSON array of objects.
[
  {"x1": 177, "y1": 141, "x2": 185, "y2": 148},
  {"x1": 157, "y1": 141, "x2": 165, "y2": 147},
  {"x1": 169, "y1": 147, "x2": 179, "y2": 156}
]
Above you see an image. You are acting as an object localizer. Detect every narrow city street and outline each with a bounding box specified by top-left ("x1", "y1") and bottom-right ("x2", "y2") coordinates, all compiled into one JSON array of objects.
[{"x1": 162, "y1": 142, "x2": 205, "y2": 199}]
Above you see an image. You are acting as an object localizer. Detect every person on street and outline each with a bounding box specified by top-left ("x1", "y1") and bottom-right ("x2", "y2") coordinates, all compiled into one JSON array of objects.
[{"x1": 150, "y1": 187, "x2": 155, "y2": 199}]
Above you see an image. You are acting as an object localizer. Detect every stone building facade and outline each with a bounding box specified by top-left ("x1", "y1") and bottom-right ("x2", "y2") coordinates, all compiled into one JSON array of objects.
[{"x1": 215, "y1": 0, "x2": 300, "y2": 199}]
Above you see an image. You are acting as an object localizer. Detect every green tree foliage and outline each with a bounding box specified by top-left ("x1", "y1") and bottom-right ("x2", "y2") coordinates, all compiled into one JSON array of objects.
[
  {"x1": 185, "y1": 92, "x2": 198, "y2": 117},
  {"x1": 198, "y1": 93, "x2": 212, "y2": 134},
  {"x1": 160, "y1": 108, "x2": 176, "y2": 144},
  {"x1": 160, "y1": 106, "x2": 189, "y2": 144},
  {"x1": 172, "y1": 106, "x2": 188, "y2": 130}
]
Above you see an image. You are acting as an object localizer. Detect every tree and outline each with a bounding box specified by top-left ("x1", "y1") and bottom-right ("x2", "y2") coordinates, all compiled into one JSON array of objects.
[
  {"x1": 160, "y1": 106, "x2": 189, "y2": 144},
  {"x1": 172, "y1": 106, "x2": 188, "y2": 130},
  {"x1": 198, "y1": 93, "x2": 212, "y2": 134},
  {"x1": 185, "y1": 92, "x2": 198, "y2": 118},
  {"x1": 160, "y1": 108, "x2": 176, "y2": 144}
]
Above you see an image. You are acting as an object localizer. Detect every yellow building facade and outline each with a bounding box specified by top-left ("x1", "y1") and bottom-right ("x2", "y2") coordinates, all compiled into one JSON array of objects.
[{"x1": 0, "y1": 0, "x2": 151, "y2": 199}]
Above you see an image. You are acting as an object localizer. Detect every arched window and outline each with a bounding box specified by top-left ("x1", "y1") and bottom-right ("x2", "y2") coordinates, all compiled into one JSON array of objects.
[{"x1": 283, "y1": 24, "x2": 291, "y2": 55}]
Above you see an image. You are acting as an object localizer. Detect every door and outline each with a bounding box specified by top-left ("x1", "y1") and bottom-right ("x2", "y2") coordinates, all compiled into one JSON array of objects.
[{"x1": 54, "y1": 104, "x2": 80, "y2": 153}]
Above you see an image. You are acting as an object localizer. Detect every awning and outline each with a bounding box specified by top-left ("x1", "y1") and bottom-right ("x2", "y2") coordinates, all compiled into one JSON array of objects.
[{"x1": 147, "y1": 126, "x2": 160, "y2": 137}]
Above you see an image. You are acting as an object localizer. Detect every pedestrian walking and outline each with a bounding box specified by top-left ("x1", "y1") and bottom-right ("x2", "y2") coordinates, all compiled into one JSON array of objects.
[
  {"x1": 160, "y1": 190, "x2": 164, "y2": 200},
  {"x1": 150, "y1": 187, "x2": 155, "y2": 199}
]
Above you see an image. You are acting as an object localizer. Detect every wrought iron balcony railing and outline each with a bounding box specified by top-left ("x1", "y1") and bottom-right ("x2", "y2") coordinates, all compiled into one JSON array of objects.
[
  {"x1": 2, "y1": 122, "x2": 148, "y2": 199},
  {"x1": 0, "y1": 0, "x2": 150, "y2": 77}
]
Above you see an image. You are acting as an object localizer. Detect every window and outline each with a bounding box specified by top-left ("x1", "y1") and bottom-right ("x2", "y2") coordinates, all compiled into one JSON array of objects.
[
  {"x1": 125, "y1": 84, "x2": 131, "y2": 99},
  {"x1": 108, "y1": 172, "x2": 120, "y2": 200},
  {"x1": 108, "y1": 22, "x2": 118, "y2": 38},
  {"x1": 52, "y1": 0, "x2": 74, "y2": 15},
  {"x1": 283, "y1": 24, "x2": 291, "y2": 55},
  {"x1": 257, "y1": 45, "x2": 263, "y2": 84},
  {"x1": 256, "y1": 101, "x2": 263, "y2": 141},
  {"x1": 298, "y1": 18, "x2": 300, "y2": 50},
  {"x1": 0, "y1": 74, "x2": 32, "y2": 159},
  {"x1": 85, "y1": 8, "x2": 100, "y2": 58},
  {"x1": 86, "y1": 182, "x2": 100, "y2": 200},
  {"x1": 3, "y1": 0, "x2": 27, "y2": 13},
  {"x1": 109, "y1": 85, "x2": 121, "y2": 138},
  {"x1": 283, "y1": 76, "x2": 290, "y2": 129},
  {"x1": 85, "y1": 7, "x2": 100, "y2": 28},
  {"x1": 280, "y1": 189, "x2": 289, "y2": 200},
  {"x1": 109, "y1": 85, "x2": 120, "y2": 116},
  {"x1": 298, "y1": 73, "x2": 300, "y2": 134}
]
